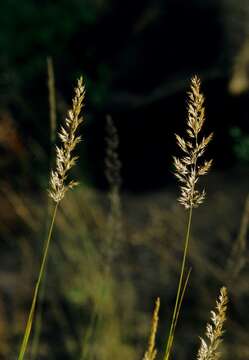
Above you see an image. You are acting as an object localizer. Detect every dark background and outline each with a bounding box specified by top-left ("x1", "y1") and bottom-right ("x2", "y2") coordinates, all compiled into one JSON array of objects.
[{"x1": 1, "y1": 0, "x2": 249, "y2": 191}]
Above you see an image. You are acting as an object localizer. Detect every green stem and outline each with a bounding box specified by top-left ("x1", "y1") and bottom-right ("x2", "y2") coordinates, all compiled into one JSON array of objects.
[
  {"x1": 164, "y1": 206, "x2": 193, "y2": 360},
  {"x1": 30, "y1": 272, "x2": 46, "y2": 359},
  {"x1": 18, "y1": 202, "x2": 59, "y2": 360},
  {"x1": 167, "y1": 268, "x2": 192, "y2": 357}
]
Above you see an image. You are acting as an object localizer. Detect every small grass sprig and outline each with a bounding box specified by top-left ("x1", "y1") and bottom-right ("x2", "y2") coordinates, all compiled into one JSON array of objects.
[
  {"x1": 197, "y1": 287, "x2": 228, "y2": 360},
  {"x1": 143, "y1": 298, "x2": 160, "y2": 360}
]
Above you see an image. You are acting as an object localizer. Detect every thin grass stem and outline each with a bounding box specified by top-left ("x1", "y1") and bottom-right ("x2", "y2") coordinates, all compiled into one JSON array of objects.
[
  {"x1": 166, "y1": 267, "x2": 192, "y2": 358},
  {"x1": 18, "y1": 202, "x2": 58, "y2": 360},
  {"x1": 164, "y1": 206, "x2": 193, "y2": 360},
  {"x1": 30, "y1": 271, "x2": 47, "y2": 359}
]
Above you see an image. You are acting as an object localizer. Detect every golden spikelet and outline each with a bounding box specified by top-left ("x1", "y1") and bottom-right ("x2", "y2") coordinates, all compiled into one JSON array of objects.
[
  {"x1": 174, "y1": 76, "x2": 213, "y2": 209},
  {"x1": 197, "y1": 287, "x2": 228, "y2": 360},
  {"x1": 143, "y1": 298, "x2": 160, "y2": 360},
  {"x1": 49, "y1": 77, "x2": 85, "y2": 202}
]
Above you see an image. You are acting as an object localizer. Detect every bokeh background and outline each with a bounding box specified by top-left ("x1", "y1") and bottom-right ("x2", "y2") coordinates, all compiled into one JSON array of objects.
[{"x1": 0, "y1": 1, "x2": 249, "y2": 359}]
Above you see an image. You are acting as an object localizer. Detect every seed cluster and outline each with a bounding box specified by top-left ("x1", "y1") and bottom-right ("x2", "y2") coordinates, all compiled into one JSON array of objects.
[
  {"x1": 174, "y1": 76, "x2": 213, "y2": 209},
  {"x1": 197, "y1": 287, "x2": 228, "y2": 360},
  {"x1": 49, "y1": 77, "x2": 85, "y2": 203}
]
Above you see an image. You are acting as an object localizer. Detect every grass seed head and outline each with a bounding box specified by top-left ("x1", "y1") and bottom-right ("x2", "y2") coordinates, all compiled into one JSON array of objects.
[
  {"x1": 49, "y1": 76, "x2": 85, "y2": 202},
  {"x1": 197, "y1": 287, "x2": 228, "y2": 360},
  {"x1": 174, "y1": 75, "x2": 213, "y2": 209}
]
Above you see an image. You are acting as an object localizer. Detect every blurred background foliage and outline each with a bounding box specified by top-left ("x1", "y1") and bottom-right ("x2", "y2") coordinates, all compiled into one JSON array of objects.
[
  {"x1": 0, "y1": 0, "x2": 249, "y2": 359},
  {"x1": 0, "y1": 0, "x2": 249, "y2": 190}
]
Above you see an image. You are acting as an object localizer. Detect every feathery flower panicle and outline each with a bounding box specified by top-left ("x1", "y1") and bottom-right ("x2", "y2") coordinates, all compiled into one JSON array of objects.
[
  {"x1": 105, "y1": 115, "x2": 123, "y2": 254},
  {"x1": 105, "y1": 115, "x2": 122, "y2": 190},
  {"x1": 143, "y1": 298, "x2": 160, "y2": 360},
  {"x1": 49, "y1": 77, "x2": 85, "y2": 202},
  {"x1": 174, "y1": 76, "x2": 213, "y2": 209},
  {"x1": 197, "y1": 287, "x2": 228, "y2": 360}
]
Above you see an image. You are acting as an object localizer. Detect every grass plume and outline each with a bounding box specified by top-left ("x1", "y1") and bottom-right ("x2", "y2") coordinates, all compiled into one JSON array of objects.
[
  {"x1": 173, "y1": 75, "x2": 213, "y2": 209},
  {"x1": 49, "y1": 76, "x2": 85, "y2": 202},
  {"x1": 164, "y1": 76, "x2": 213, "y2": 360},
  {"x1": 197, "y1": 287, "x2": 228, "y2": 360},
  {"x1": 18, "y1": 76, "x2": 85, "y2": 360}
]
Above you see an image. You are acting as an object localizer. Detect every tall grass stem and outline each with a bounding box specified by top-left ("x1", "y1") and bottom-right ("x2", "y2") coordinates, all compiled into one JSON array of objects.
[{"x1": 31, "y1": 56, "x2": 58, "y2": 360}]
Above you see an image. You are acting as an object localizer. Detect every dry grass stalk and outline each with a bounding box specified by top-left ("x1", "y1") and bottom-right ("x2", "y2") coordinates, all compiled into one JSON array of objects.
[
  {"x1": 105, "y1": 115, "x2": 123, "y2": 252},
  {"x1": 165, "y1": 76, "x2": 213, "y2": 360},
  {"x1": 78, "y1": 116, "x2": 123, "y2": 359},
  {"x1": 143, "y1": 298, "x2": 160, "y2": 360},
  {"x1": 174, "y1": 75, "x2": 213, "y2": 209},
  {"x1": 49, "y1": 76, "x2": 85, "y2": 202},
  {"x1": 105, "y1": 115, "x2": 122, "y2": 190},
  {"x1": 197, "y1": 287, "x2": 228, "y2": 360},
  {"x1": 18, "y1": 77, "x2": 85, "y2": 360}
]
